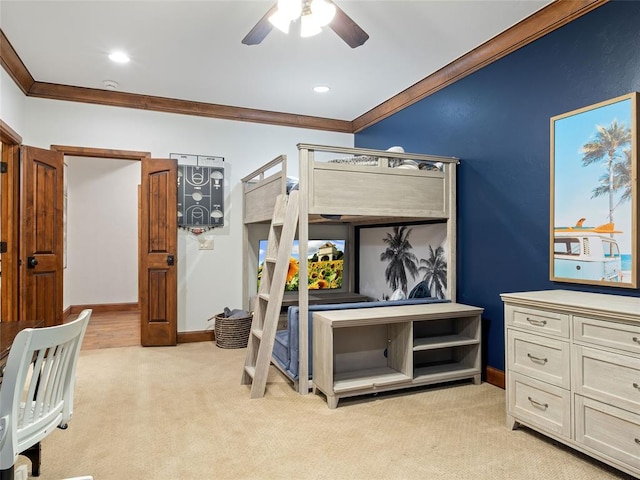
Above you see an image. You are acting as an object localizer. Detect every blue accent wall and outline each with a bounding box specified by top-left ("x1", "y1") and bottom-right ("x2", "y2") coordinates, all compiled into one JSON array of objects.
[{"x1": 355, "y1": 1, "x2": 640, "y2": 372}]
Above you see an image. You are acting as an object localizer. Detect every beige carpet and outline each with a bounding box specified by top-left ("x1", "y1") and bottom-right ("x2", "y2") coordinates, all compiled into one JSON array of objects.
[{"x1": 18, "y1": 343, "x2": 633, "y2": 479}]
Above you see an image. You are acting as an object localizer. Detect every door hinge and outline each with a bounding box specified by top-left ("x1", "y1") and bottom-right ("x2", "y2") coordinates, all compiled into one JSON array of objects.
[
  {"x1": 0, "y1": 162, "x2": 7, "y2": 173},
  {"x1": 0, "y1": 241, "x2": 7, "y2": 253}
]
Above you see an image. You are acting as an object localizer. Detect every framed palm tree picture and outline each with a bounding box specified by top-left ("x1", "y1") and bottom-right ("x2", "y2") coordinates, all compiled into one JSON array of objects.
[
  {"x1": 358, "y1": 222, "x2": 448, "y2": 301},
  {"x1": 550, "y1": 92, "x2": 638, "y2": 287}
]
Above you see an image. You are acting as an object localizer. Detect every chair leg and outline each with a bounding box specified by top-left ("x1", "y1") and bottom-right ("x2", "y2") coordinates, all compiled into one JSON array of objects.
[
  {"x1": 22, "y1": 442, "x2": 41, "y2": 477},
  {"x1": 0, "y1": 466, "x2": 15, "y2": 480}
]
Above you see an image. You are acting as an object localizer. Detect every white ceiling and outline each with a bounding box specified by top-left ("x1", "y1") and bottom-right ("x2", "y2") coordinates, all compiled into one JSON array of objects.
[{"x1": 0, "y1": 0, "x2": 551, "y2": 121}]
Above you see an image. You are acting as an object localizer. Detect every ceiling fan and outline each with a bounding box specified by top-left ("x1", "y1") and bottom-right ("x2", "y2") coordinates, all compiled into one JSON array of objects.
[{"x1": 242, "y1": 0, "x2": 369, "y2": 49}]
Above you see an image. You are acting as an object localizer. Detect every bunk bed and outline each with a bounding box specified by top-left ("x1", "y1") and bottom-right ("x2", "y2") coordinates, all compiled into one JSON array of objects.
[{"x1": 241, "y1": 144, "x2": 459, "y2": 395}]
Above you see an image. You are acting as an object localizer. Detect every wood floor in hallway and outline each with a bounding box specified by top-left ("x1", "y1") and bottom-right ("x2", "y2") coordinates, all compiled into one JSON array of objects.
[{"x1": 68, "y1": 310, "x2": 140, "y2": 350}]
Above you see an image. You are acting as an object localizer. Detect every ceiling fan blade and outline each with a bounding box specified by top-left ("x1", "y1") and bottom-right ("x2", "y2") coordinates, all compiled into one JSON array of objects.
[
  {"x1": 328, "y1": 3, "x2": 369, "y2": 48},
  {"x1": 242, "y1": 4, "x2": 278, "y2": 45}
]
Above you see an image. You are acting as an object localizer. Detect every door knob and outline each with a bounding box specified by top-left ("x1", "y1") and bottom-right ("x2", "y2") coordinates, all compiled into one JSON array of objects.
[
  {"x1": 167, "y1": 255, "x2": 175, "y2": 266},
  {"x1": 27, "y1": 256, "x2": 38, "y2": 269}
]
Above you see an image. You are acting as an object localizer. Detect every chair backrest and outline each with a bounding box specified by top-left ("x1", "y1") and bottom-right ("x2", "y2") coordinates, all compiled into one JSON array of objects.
[{"x1": 0, "y1": 309, "x2": 91, "y2": 470}]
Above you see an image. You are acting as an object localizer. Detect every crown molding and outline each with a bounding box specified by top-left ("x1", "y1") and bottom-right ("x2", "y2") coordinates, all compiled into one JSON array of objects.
[
  {"x1": 1, "y1": 0, "x2": 607, "y2": 134},
  {"x1": 27, "y1": 82, "x2": 354, "y2": 133},
  {"x1": 351, "y1": 0, "x2": 608, "y2": 132},
  {"x1": 0, "y1": 29, "x2": 35, "y2": 94}
]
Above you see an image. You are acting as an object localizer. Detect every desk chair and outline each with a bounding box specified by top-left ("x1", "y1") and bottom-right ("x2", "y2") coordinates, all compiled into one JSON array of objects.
[{"x1": 0, "y1": 310, "x2": 91, "y2": 479}]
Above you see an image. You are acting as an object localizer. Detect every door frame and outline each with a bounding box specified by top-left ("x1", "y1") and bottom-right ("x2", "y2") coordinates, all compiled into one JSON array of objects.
[
  {"x1": 50, "y1": 145, "x2": 151, "y2": 320},
  {"x1": 0, "y1": 120, "x2": 22, "y2": 322}
]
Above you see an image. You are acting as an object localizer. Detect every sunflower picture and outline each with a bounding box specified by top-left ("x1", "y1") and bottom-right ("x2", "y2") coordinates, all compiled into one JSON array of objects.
[{"x1": 257, "y1": 239, "x2": 345, "y2": 291}]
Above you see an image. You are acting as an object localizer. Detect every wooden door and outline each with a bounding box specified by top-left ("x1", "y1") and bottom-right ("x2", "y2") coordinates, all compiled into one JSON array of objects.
[
  {"x1": 20, "y1": 146, "x2": 64, "y2": 326},
  {"x1": 140, "y1": 158, "x2": 177, "y2": 346}
]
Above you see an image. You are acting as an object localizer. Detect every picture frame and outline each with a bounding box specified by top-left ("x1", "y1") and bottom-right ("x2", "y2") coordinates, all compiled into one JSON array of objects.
[
  {"x1": 550, "y1": 92, "x2": 639, "y2": 287},
  {"x1": 358, "y1": 222, "x2": 449, "y2": 300}
]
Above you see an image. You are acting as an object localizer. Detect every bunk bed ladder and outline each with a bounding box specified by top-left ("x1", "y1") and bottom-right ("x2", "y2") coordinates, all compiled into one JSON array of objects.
[{"x1": 241, "y1": 190, "x2": 299, "y2": 398}]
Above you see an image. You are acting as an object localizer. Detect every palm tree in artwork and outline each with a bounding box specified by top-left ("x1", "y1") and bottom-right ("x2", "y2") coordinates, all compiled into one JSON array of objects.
[
  {"x1": 591, "y1": 148, "x2": 632, "y2": 209},
  {"x1": 380, "y1": 226, "x2": 418, "y2": 296},
  {"x1": 581, "y1": 120, "x2": 632, "y2": 224},
  {"x1": 419, "y1": 245, "x2": 448, "y2": 299}
]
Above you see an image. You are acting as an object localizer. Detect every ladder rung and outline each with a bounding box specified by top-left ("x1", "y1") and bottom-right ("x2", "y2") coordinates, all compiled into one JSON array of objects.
[
  {"x1": 244, "y1": 366, "x2": 256, "y2": 379},
  {"x1": 258, "y1": 293, "x2": 270, "y2": 302},
  {"x1": 252, "y1": 329, "x2": 263, "y2": 340},
  {"x1": 265, "y1": 257, "x2": 276, "y2": 263},
  {"x1": 272, "y1": 220, "x2": 284, "y2": 227}
]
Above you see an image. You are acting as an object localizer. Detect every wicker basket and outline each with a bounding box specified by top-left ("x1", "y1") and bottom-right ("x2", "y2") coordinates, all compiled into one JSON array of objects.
[{"x1": 214, "y1": 312, "x2": 252, "y2": 349}]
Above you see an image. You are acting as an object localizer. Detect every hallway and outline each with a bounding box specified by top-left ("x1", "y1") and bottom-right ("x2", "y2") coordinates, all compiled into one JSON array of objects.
[{"x1": 67, "y1": 310, "x2": 140, "y2": 350}]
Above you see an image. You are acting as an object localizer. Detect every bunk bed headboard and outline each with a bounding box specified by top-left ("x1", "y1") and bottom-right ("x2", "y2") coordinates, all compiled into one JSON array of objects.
[
  {"x1": 241, "y1": 154, "x2": 287, "y2": 224},
  {"x1": 297, "y1": 144, "x2": 458, "y2": 221}
]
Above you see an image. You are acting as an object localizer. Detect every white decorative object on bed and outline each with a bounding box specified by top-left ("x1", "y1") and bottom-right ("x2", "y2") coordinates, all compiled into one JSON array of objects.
[{"x1": 241, "y1": 144, "x2": 459, "y2": 395}]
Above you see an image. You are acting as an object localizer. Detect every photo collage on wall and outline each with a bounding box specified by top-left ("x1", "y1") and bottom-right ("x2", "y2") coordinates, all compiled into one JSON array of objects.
[{"x1": 358, "y1": 222, "x2": 448, "y2": 301}]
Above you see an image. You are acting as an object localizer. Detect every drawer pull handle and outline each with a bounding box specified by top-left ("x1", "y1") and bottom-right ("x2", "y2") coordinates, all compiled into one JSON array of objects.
[
  {"x1": 527, "y1": 353, "x2": 548, "y2": 365},
  {"x1": 633, "y1": 383, "x2": 640, "y2": 391},
  {"x1": 526, "y1": 317, "x2": 547, "y2": 327},
  {"x1": 633, "y1": 337, "x2": 640, "y2": 345},
  {"x1": 527, "y1": 397, "x2": 548, "y2": 410},
  {"x1": 636, "y1": 438, "x2": 640, "y2": 446}
]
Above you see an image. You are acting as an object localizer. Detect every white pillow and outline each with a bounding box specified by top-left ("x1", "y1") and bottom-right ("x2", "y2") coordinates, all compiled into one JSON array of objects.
[{"x1": 386, "y1": 146, "x2": 405, "y2": 153}]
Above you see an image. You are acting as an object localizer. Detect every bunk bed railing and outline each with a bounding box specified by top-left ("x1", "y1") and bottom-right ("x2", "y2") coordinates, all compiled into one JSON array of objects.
[
  {"x1": 241, "y1": 154, "x2": 287, "y2": 224},
  {"x1": 299, "y1": 144, "x2": 458, "y2": 219},
  {"x1": 297, "y1": 143, "x2": 460, "y2": 165}
]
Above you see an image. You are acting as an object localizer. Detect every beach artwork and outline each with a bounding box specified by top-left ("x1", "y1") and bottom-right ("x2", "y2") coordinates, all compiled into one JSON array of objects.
[{"x1": 551, "y1": 93, "x2": 638, "y2": 287}]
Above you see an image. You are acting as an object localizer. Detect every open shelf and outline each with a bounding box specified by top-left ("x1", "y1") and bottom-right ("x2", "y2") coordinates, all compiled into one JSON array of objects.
[
  {"x1": 413, "y1": 334, "x2": 478, "y2": 351},
  {"x1": 414, "y1": 363, "x2": 479, "y2": 383},
  {"x1": 334, "y1": 367, "x2": 411, "y2": 393},
  {"x1": 313, "y1": 303, "x2": 483, "y2": 408}
]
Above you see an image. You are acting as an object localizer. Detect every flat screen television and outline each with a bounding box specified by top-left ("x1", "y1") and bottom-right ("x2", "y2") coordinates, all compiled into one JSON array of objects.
[{"x1": 258, "y1": 239, "x2": 345, "y2": 291}]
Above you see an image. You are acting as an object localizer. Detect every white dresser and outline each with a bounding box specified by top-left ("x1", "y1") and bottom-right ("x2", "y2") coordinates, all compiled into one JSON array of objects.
[{"x1": 501, "y1": 290, "x2": 640, "y2": 478}]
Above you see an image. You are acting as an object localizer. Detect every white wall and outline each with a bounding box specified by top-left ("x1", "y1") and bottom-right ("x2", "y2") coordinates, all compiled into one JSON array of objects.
[
  {"x1": 21, "y1": 97, "x2": 353, "y2": 332},
  {"x1": 0, "y1": 68, "x2": 26, "y2": 135},
  {"x1": 64, "y1": 156, "x2": 140, "y2": 308}
]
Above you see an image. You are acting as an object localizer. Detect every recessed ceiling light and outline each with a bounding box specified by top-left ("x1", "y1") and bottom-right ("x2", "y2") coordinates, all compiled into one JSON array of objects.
[
  {"x1": 108, "y1": 51, "x2": 130, "y2": 63},
  {"x1": 313, "y1": 85, "x2": 330, "y2": 93}
]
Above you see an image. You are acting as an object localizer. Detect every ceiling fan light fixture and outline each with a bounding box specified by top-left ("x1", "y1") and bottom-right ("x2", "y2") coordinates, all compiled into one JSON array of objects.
[
  {"x1": 242, "y1": 0, "x2": 368, "y2": 48},
  {"x1": 277, "y1": 0, "x2": 302, "y2": 21},
  {"x1": 310, "y1": 0, "x2": 336, "y2": 27},
  {"x1": 268, "y1": 10, "x2": 292, "y2": 34},
  {"x1": 300, "y1": 13, "x2": 322, "y2": 38}
]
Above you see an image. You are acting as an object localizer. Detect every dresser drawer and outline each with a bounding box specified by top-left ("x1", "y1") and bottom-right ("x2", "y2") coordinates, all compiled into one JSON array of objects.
[
  {"x1": 505, "y1": 305, "x2": 569, "y2": 338},
  {"x1": 576, "y1": 395, "x2": 640, "y2": 472},
  {"x1": 574, "y1": 345, "x2": 640, "y2": 413},
  {"x1": 508, "y1": 371, "x2": 570, "y2": 438},
  {"x1": 507, "y1": 330, "x2": 570, "y2": 389},
  {"x1": 575, "y1": 316, "x2": 640, "y2": 355}
]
